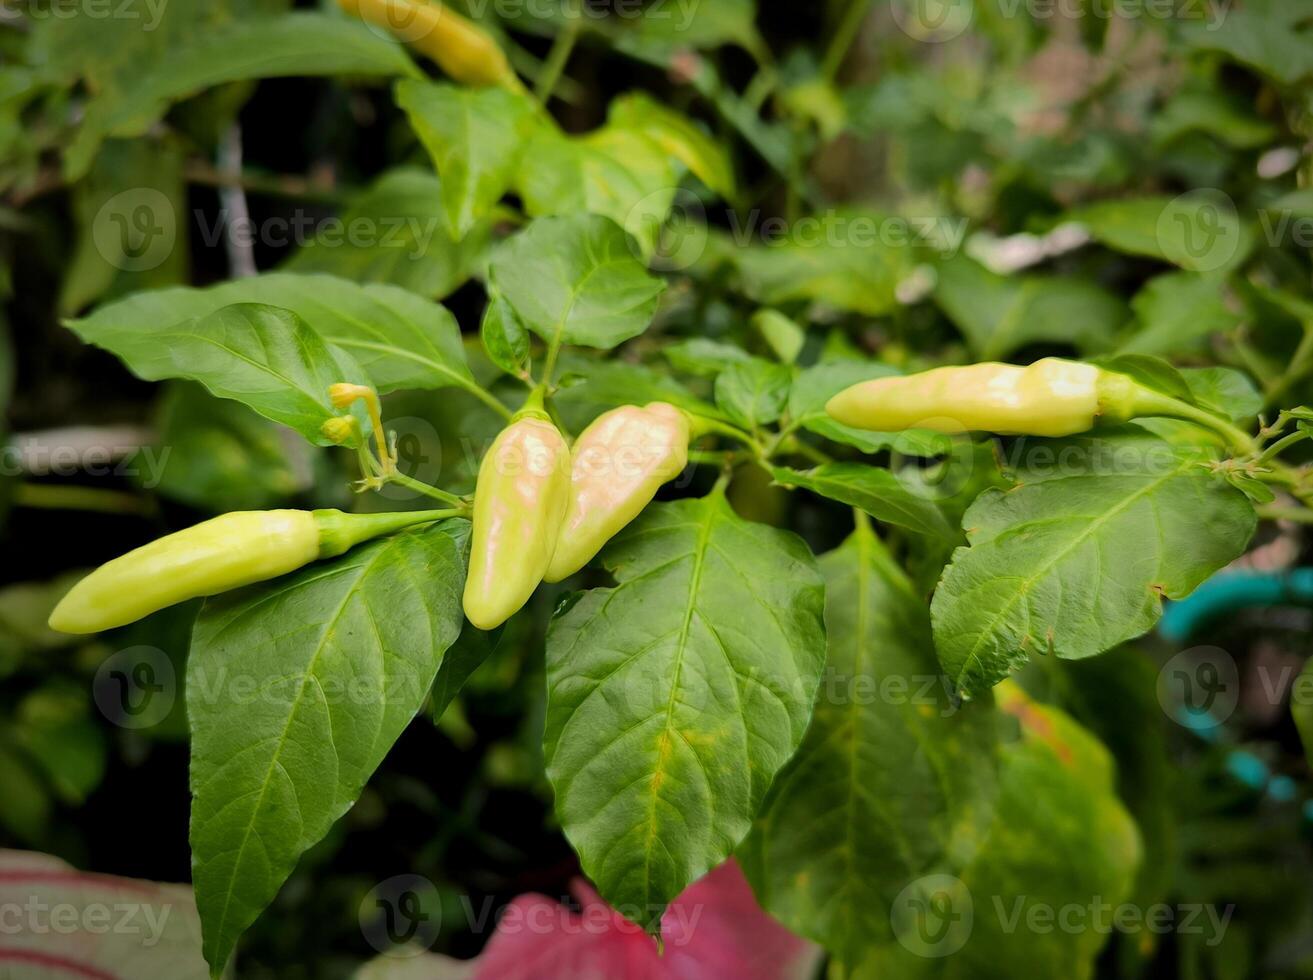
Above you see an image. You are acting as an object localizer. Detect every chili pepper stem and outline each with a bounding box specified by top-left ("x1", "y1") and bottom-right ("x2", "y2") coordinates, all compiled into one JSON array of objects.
[
  {"x1": 314, "y1": 508, "x2": 464, "y2": 559},
  {"x1": 385, "y1": 471, "x2": 469, "y2": 509},
  {"x1": 1258, "y1": 430, "x2": 1311, "y2": 464},
  {"x1": 1127, "y1": 386, "x2": 1258, "y2": 455}
]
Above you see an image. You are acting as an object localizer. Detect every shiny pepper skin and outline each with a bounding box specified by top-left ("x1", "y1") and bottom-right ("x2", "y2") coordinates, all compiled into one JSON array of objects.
[
  {"x1": 463, "y1": 414, "x2": 571, "y2": 630},
  {"x1": 545, "y1": 403, "x2": 691, "y2": 583},
  {"x1": 825, "y1": 357, "x2": 1139, "y2": 438},
  {"x1": 50, "y1": 510, "x2": 320, "y2": 634},
  {"x1": 49, "y1": 508, "x2": 457, "y2": 634},
  {"x1": 337, "y1": 0, "x2": 518, "y2": 88}
]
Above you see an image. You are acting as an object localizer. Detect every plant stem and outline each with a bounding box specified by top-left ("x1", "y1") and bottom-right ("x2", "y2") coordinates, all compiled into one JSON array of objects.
[
  {"x1": 385, "y1": 471, "x2": 468, "y2": 508},
  {"x1": 1265, "y1": 321, "x2": 1313, "y2": 409},
  {"x1": 464, "y1": 381, "x2": 514, "y2": 421},
  {"x1": 12, "y1": 483, "x2": 153, "y2": 516},
  {"x1": 1258, "y1": 504, "x2": 1313, "y2": 525},
  {"x1": 1130, "y1": 386, "x2": 1258, "y2": 455},
  {"x1": 1258, "y1": 429, "x2": 1311, "y2": 464},
  {"x1": 534, "y1": 2, "x2": 581, "y2": 104},
  {"x1": 822, "y1": 0, "x2": 874, "y2": 81}
]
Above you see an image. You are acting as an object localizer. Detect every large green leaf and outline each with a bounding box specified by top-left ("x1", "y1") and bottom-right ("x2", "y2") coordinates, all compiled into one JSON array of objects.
[
  {"x1": 284, "y1": 169, "x2": 489, "y2": 298},
  {"x1": 488, "y1": 214, "x2": 665, "y2": 350},
  {"x1": 189, "y1": 520, "x2": 469, "y2": 973},
  {"x1": 933, "y1": 254, "x2": 1126, "y2": 359},
  {"x1": 67, "y1": 272, "x2": 477, "y2": 398},
  {"x1": 850, "y1": 683, "x2": 1141, "y2": 979},
  {"x1": 1182, "y1": 3, "x2": 1313, "y2": 85},
  {"x1": 515, "y1": 123, "x2": 677, "y2": 257},
  {"x1": 66, "y1": 13, "x2": 418, "y2": 178},
  {"x1": 770, "y1": 463, "x2": 958, "y2": 541},
  {"x1": 731, "y1": 214, "x2": 913, "y2": 316},
  {"x1": 394, "y1": 80, "x2": 538, "y2": 238},
  {"x1": 608, "y1": 92, "x2": 736, "y2": 200},
  {"x1": 1117, "y1": 272, "x2": 1239, "y2": 356},
  {"x1": 714, "y1": 358, "x2": 791, "y2": 429},
  {"x1": 67, "y1": 302, "x2": 368, "y2": 446},
  {"x1": 544, "y1": 495, "x2": 826, "y2": 920},
  {"x1": 145, "y1": 382, "x2": 316, "y2": 512},
  {"x1": 741, "y1": 527, "x2": 1000, "y2": 968},
  {"x1": 932, "y1": 430, "x2": 1256, "y2": 696},
  {"x1": 59, "y1": 136, "x2": 189, "y2": 315},
  {"x1": 1065, "y1": 195, "x2": 1255, "y2": 274}
]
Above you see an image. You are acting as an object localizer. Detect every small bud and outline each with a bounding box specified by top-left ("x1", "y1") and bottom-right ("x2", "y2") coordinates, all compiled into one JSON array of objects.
[
  {"x1": 321, "y1": 416, "x2": 362, "y2": 445},
  {"x1": 329, "y1": 382, "x2": 376, "y2": 411}
]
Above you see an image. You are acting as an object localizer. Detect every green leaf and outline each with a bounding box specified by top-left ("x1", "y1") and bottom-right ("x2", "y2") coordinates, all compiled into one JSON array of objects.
[
  {"x1": 741, "y1": 528, "x2": 1000, "y2": 968},
  {"x1": 732, "y1": 214, "x2": 913, "y2": 316},
  {"x1": 67, "y1": 272, "x2": 476, "y2": 397},
  {"x1": 770, "y1": 463, "x2": 958, "y2": 540},
  {"x1": 189, "y1": 520, "x2": 469, "y2": 973},
  {"x1": 1117, "y1": 272, "x2": 1239, "y2": 356},
  {"x1": 394, "y1": 79, "x2": 538, "y2": 238},
  {"x1": 543, "y1": 496, "x2": 825, "y2": 919},
  {"x1": 59, "y1": 137, "x2": 189, "y2": 315},
  {"x1": 1181, "y1": 4, "x2": 1313, "y2": 85},
  {"x1": 1149, "y1": 91, "x2": 1277, "y2": 150},
  {"x1": 480, "y1": 293, "x2": 531, "y2": 378},
  {"x1": 932, "y1": 431, "x2": 1256, "y2": 696},
  {"x1": 488, "y1": 214, "x2": 665, "y2": 350},
  {"x1": 665, "y1": 338, "x2": 754, "y2": 377},
  {"x1": 752, "y1": 309, "x2": 805, "y2": 364},
  {"x1": 608, "y1": 92, "x2": 736, "y2": 199},
  {"x1": 552, "y1": 357, "x2": 720, "y2": 432},
  {"x1": 1180, "y1": 367, "x2": 1263, "y2": 422},
  {"x1": 14, "y1": 684, "x2": 106, "y2": 805},
  {"x1": 144, "y1": 382, "x2": 316, "y2": 512},
  {"x1": 66, "y1": 13, "x2": 419, "y2": 178},
  {"x1": 933, "y1": 254, "x2": 1127, "y2": 359},
  {"x1": 284, "y1": 169, "x2": 489, "y2": 299},
  {"x1": 1065, "y1": 194, "x2": 1255, "y2": 274},
  {"x1": 68, "y1": 302, "x2": 368, "y2": 446},
  {"x1": 1295, "y1": 658, "x2": 1313, "y2": 766},
  {"x1": 850, "y1": 683, "x2": 1141, "y2": 978},
  {"x1": 714, "y1": 358, "x2": 791, "y2": 428},
  {"x1": 515, "y1": 123, "x2": 677, "y2": 257},
  {"x1": 616, "y1": 0, "x2": 762, "y2": 56}
]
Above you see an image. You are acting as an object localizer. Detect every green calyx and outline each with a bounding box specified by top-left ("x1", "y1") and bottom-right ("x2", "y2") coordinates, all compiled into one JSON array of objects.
[
  {"x1": 1101, "y1": 371, "x2": 1258, "y2": 454},
  {"x1": 314, "y1": 508, "x2": 463, "y2": 559}
]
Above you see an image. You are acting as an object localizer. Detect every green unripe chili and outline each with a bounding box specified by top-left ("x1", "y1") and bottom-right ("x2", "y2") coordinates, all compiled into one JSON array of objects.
[
  {"x1": 825, "y1": 358, "x2": 1139, "y2": 437},
  {"x1": 49, "y1": 508, "x2": 458, "y2": 634},
  {"x1": 462, "y1": 394, "x2": 571, "y2": 630}
]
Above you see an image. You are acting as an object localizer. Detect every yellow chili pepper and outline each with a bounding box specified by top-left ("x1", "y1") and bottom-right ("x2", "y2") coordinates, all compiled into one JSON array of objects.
[
  {"x1": 825, "y1": 358, "x2": 1141, "y2": 438},
  {"x1": 49, "y1": 509, "x2": 457, "y2": 634},
  {"x1": 545, "y1": 403, "x2": 690, "y2": 583},
  {"x1": 337, "y1": 0, "x2": 519, "y2": 89},
  {"x1": 463, "y1": 404, "x2": 571, "y2": 630}
]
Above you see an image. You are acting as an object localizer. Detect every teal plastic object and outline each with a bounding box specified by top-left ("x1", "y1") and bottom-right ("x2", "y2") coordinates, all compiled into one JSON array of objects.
[{"x1": 1158, "y1": 568, "x2": 1313, "y2": 644}]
